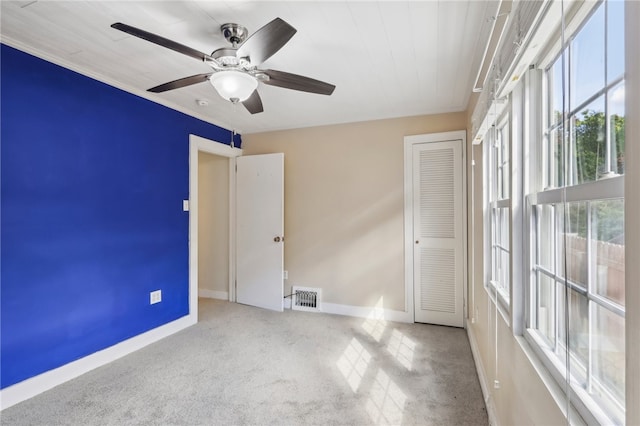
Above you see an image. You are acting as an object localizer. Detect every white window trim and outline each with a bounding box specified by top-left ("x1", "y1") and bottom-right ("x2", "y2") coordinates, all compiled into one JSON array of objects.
[
  {"x1": 523, "y1": 0, "x2": 627, "y2": 422},
  {"x1": 523, "y1": 328, "x2": 615, "y2": 425},
  {"x1": 484, "y1": 108, "x2": 512, "y2": 320}
]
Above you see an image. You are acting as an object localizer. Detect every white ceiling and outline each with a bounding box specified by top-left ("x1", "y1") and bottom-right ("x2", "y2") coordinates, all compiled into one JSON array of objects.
[{"x1": 1, "y1": 1, "x2": 498, "y2": 134}]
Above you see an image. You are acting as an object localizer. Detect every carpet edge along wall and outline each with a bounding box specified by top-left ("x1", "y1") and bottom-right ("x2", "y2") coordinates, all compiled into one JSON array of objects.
[{"x1": 0, "y1": 44, "x2": 239, "y2": 388}]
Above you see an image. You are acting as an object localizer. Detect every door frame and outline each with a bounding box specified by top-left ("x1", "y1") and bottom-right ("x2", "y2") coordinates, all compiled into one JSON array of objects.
[
  {"x1": 189, "y1": 134, "x2": 242, "y2": 320},
  {"x1": 403, "y1": 130, "x2": 468, "y2": 325}
]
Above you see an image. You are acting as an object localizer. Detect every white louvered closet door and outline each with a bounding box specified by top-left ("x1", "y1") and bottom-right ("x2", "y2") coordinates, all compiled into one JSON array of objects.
[{"x1": 413, "y1": 140, "x2": 464, "y2": 327}]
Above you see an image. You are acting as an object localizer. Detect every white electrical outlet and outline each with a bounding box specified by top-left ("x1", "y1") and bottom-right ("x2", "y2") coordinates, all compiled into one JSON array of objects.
[
  {"x1": 283, "y1": 270, "x2": 288, "y2": 280},
  {"x1": 150, "y1": 290, "x2": 162, "y2": 305}
]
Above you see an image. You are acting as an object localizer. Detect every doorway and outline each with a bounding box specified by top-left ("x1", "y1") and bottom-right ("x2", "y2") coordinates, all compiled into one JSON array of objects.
[
  {"x1": 188, "y1": 135, "x2": 242, "y2": 321},
  {"x1": 188, "y1": 135, "x2": 285, "y2": 320},
  {"x1": 198, "y1": 151, "x2": 230, "y2": 301},
  {"x1": 403, "y1": 130, "x2": 467, "y2": 327}
]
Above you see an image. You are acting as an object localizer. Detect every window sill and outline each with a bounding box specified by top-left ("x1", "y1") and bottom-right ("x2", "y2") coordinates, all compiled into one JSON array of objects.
[
  {"x1": 522, "y1": 330, "x2": 623, "y2": 425},
  {"x1": 484, "y1": 282, "x2": 511, "y2": 327}
]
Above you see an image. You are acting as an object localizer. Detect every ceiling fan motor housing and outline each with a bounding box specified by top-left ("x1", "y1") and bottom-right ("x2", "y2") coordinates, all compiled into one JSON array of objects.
[
  {"x1": 221, "y1": 23, "x2": 248, "y2": 46},
  {"x1": 211, "y1": 47, "x2": 239, "y2": 66}
]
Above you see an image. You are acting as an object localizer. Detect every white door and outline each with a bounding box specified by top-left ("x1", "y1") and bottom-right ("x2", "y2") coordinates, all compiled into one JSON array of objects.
[
  {"x1": 236, "y1": 153, "x2": 284, "y2": 312},
  {"x1": 413, "y1": 139, "x2": 464, "y2": 327}
]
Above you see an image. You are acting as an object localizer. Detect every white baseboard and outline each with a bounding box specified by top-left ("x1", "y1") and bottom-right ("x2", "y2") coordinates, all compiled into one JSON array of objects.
[
  {"x1": 0, "y1": 314, "x2": 196, "y2": 411},
  {"x1": 322, "y1": 302, "x2": 411, "y2": 323},
  {"x1": 467, "y1": 325, "x2": 499, "y2": 426},
  {"x1": 283, "y1": 298, "x2": 411, "y2": 323},
  {"x1": 198, "y1": 289, "x2": 229, "y2": 300}
]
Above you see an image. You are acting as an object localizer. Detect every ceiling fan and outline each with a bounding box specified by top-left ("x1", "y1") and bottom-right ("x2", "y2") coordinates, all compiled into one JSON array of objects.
[{"x1": 111, "y1": 18, "x2": 336, "y2": 114}]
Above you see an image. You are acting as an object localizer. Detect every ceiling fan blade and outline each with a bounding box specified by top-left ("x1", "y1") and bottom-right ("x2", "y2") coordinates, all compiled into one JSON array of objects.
[
  {"x1": 111, "y1": 23, "x2": 213, "y2": 62},
  {"x1": 148, "y1": 73, "x2": 213, "y2": 93},
  {"x1": 236, "y1": 18, "x2": 296, "y2": 65},
  {"x1": 263, "y1": 70, "x2": 336, "y2": 95},
  {"x1": 242, "y1": 90, "x2": 264, "y2": 114}
]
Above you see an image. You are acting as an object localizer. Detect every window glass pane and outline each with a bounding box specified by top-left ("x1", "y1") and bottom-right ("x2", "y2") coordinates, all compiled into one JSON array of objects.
[
  {"x1": 499, "y1": 207, "x2": 510, "y2": 249},
  {"x1": 572, "y1": 96, "x2": 606, "y2": 184},
  {"x1": 607, "y1": 0, "x2": 625, "y2": 83},
  {"x1": 608, "y1": 82, "x2": 625, "y2": 175},
  {"x1": 547, "y1": 126, "x2": 565, "y2": 188},
  {"x1": 492, "y1": 209, "x2": 498, "y2": 279},
  {"x1": 499, "y1": 127, "x2": 509, "y2": 199},
  {"x1": 495, "y1": 146, "x2": 502, "y2": 201},
  {"x1": 557, "y1": 288, "x2": 589, "y2": 375},
  {"x1": 592, "y1": 199, "x2": 625, "y2": 306},
  {"x1": 492, "y1": 207, "x2": 510, "y2": 300},
  {"x1": 500, "y1": 248, "x2": 510, "y2": 298},
  {"x1": 566, "y1": 202, "x2": 588, "y2": 288},
  {"x1": 556, "y1": 204, "x2": 566, "y2": 277},
  {"x1": 571, "y1": 4, "x2": 605, "y2": 109},
  {"x1": 592, "y1": 304, "x2": 625, "y2": 406},
  {"x1": 536, "y1": 274, "x2": 556, "y2": 346},
  {"x1": 549, "y1": 54, "x2": 566, "y2": 125},
  {"x1": 537, "y1": 205, "x2": 555, "y2": 271}
]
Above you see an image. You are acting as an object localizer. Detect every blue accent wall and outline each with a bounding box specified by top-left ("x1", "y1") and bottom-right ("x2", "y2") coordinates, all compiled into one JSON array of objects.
[{"x1": 0, "y1": 44, "x2": 239, "y2": 388}]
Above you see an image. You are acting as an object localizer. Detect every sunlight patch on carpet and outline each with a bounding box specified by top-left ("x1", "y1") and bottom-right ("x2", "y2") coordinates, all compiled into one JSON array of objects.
[
  {"x1": 336, "y1": 338, "x2": 371, "y2": 392},
  {"x1": 365, "y1": 369, "x2": 407, "y2": 425},
  {"x1": 386, "y1": 329, "x2": 416, "y2": 371}
]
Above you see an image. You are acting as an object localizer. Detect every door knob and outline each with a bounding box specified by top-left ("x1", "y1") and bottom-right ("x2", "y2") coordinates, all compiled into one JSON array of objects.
[{"x1": 274, "y1": 236, "x2": 281, "y2": 242}]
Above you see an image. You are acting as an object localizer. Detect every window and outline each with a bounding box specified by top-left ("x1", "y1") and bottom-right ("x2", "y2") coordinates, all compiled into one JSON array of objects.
[
  {"x1": 488, "y1": 118, "x2": 511, "y2": 308},
  {"x1": 526, "y1": 1, "x2": 625, "y2": 424}
]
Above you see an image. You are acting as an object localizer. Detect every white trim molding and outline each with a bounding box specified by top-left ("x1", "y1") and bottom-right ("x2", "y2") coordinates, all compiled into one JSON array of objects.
[
  {"x1": 467, "y1": 326, "x2": 499, "y2": 426},
  {"x1": 0, "y1": 315, "x2": 195, "y2": 411},
  {"x1": 282, "y1": 299, "x2": 411, "y2": 323},
  {"x1": 322, "y1": 303, "x2": 412, "y2": 323},
  {"x1": 188, "y1": 135, "x2": 242, "y2": 321},
  {"x1": 198, "y1": 289, "x2": 229, "y2": 301}
]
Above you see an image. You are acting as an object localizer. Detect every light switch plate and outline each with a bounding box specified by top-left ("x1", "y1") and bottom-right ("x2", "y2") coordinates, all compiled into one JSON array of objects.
[
  {"x1": 150, "y1": 290, "x2": 162, "y2": 305},
  {"x1": 183, "y1": 200, "x2": 189, "y2": 212}
]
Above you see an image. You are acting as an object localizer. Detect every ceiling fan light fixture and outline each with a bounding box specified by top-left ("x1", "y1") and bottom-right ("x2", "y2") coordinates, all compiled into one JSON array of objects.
[{"x1": 210, "y1": 70, "x2": 258, "y2": 102}]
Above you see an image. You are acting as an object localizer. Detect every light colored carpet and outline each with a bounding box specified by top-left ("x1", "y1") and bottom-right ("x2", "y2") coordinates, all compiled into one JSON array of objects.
[{"x1": 1, "y1": 299, "x2": 488, "y2": 425}]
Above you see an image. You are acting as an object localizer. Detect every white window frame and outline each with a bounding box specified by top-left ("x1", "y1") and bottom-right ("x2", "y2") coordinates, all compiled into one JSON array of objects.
[
  {"x1": 488, "y1": 113, "x2": 512, "y2": 311},
  {"x1": 523, "y1": 1, "x2": 626, "y2": 424},
  {"x1": 525, "y1": 180, "x2": 625, "y2": 425}
]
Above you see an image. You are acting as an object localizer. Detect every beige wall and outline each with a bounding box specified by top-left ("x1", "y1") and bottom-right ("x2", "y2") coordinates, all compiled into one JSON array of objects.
[
  {"x1": 197, "y1": 152, "x2": 229, "y2": 295},
  {"x1": 465, "y1": 84, "x2": 567, "y2": 425},
  {"x1": 243, "y1": 113, "x2": 466, "y2": 312},
  {"x1": 624, "y1": 2, "x2": 640, "y2": 423}
]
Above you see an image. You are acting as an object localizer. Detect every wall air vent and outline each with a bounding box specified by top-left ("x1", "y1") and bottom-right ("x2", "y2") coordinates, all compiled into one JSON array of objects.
[{"x1": 292, "y1": 286, "x2": 322, "y2": 312}]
